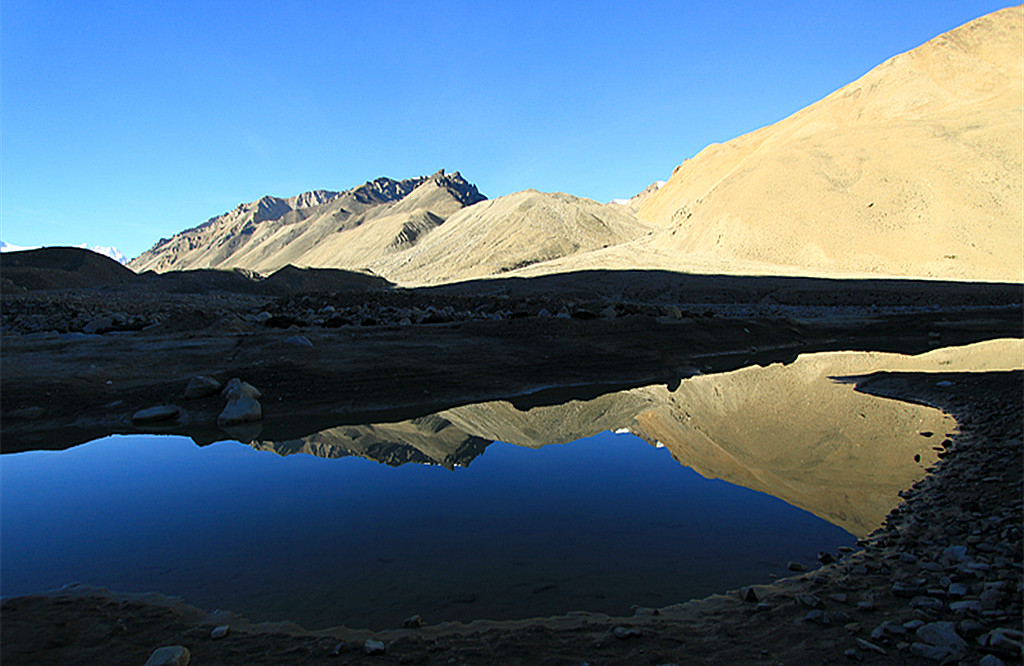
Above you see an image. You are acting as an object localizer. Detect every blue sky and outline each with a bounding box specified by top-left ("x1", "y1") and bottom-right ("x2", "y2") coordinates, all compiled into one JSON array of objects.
[{"x1": 2, "y1": 1, "x2": 1014, "y2": 259}]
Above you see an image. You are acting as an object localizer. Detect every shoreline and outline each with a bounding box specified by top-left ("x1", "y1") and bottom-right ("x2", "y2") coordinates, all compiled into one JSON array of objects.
[{"x1": 3, "y1": 369, "x2": 1020, "y2": 665}]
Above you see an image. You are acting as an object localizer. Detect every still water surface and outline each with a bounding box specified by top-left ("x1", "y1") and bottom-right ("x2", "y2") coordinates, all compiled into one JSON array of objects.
[{"x1": 2, "y1": 429, "x2": 852, "y2": 629}]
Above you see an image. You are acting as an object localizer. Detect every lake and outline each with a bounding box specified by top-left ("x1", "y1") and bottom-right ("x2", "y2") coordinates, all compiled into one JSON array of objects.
[{"x1": 6, "y1": 341, "x2": 1018, "y2": 631}]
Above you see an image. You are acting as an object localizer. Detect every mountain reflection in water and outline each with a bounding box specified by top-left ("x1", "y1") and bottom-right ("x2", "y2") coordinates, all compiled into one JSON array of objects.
[
  {"x1": 254, "y1": 339, "x2": 1021, "y2": 537},
  {"x1": 2, "y1": 340, "x2": 1020, "y2": 631}
]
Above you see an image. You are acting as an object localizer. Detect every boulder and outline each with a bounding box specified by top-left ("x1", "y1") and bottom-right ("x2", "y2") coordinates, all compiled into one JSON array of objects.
[
  {"x1": 218, "y1": 397, "x2": 261, "y2": 426},
  {"x1": 184, "y1": 375, "x2": 221, "y2": 399}
]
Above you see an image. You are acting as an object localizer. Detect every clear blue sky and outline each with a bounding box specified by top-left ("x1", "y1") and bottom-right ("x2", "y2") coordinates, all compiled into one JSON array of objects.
[{"x1": 2, "y1": 1, "x2": 1015, "y2": 259}]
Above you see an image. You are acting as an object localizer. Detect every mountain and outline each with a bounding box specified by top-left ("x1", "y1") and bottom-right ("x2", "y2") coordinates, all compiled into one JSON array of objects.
[
  {"x1": 129, "y1": 170, "x2": 485, "y2": 274},
  {"x1": 368, "y1": 190, "x2": 654, "y2": 285},
  {"x1": 628, "y1": 5, "x2": 1023, "y2": 282},
  {"x1": 0, "y1": 246, "x2": 141, "y2": 291},
  {"x1": 1, "y1": 242, "x2": 128, "y2": 265},
  {"x1": 129, "y1": 7, "x2": 1021, "y2": 285}
]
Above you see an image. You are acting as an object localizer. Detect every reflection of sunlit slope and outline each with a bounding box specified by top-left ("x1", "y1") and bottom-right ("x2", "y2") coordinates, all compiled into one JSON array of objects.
[
  {"x1": 627, "y1": 340, "x2": 1022, "y2": 536},
  {"x1": 253, "y1": 340, "x2": 1021, "y2": 536},
  {"x1": 439, "y1": 393, "x2": 649, "y2": 449},
  {"x1": 250, "y1": 414, "x2": 489, "y2": 469},
  {"x1": 442, "y1": 340, "x2": 1022, "y2": 536}
]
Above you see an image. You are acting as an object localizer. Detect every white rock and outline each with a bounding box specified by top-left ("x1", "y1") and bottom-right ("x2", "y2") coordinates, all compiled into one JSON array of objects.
[{"x1": 363, "y1": 638, "x2": 386, "y2": 655}]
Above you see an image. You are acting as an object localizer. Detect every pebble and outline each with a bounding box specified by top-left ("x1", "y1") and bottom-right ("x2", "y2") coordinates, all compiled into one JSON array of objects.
[
  {"x1": 613, "y1": 626, "x2": 642, "y2": 639},
  {"x1": 144, "y1": 645, "x2": 191, "y2": 666},
  {"x1": 283, "y1": 335, "x2": 313, "y2": 347},
  {"x1": 979, "y1": 655, "x2": 1007, "y2": 666},
  {"x1": 363, "y1": 638, "x2": 386, "y2": 655},
  {"x1": 855, "y1": 637, "x2": 886, "y2": 655},
  {"x1": 787, "y1": 561, "x2": 808, "y2": 572},
  {"x1": 803, "y1": 610, "x2": 830, "y2": 626},
  {"x1": 796, "y1": 593, "x2": 822, "y2": 608},
  {"x1": 916, "y1": 621, "x2": 967, "y2": 654},
  {"x1": 211, "y1": 625, "x2": 229, "y2": 640},
  {"x1": 403, "y1": 614, "x2": 423, "y2": 628},
  {"x1": 949, "y1": 600, "x2": 982, "y2": 614}
]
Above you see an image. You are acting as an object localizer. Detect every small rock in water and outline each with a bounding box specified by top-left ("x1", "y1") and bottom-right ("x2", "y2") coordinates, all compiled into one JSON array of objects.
[
  {"x1": 740, "y1": 586, "x2": 759, "y2": 602},
  {"x1": 787, "y1": 561, "x2": 808, "y2": 572},
  {"x1": 403, "y1": 614, "x2": 423, "y2": 628},
  {"x1": 363, "y1": 639, "x2": 386, "y2": 655},
  {"x1": 144, "y1": 645, "x2": 191, "y2": 666},
  {"x1": 184, "y1": 375, "x2": 221, "y2": 399},
  {"x1": 132, "y1": 405, "x2": 181, "y2": 424},
  {"x1": 818, "y1": 551, "x2": 836, "y2": 565},
  {"x1": 211, "y1": 625, "x2": 229, "y2": 640},
  {"x1": 283, "y1": 335, "x2": 313, "y2": 347}
]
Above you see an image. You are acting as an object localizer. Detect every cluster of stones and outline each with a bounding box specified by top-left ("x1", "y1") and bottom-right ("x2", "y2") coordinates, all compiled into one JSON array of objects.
[
  {"x1": 250, "y1": 293, "x2": 688, "y2": 330},
  {"x1": 130, "y1": 375, "x2": 263, "y2": 433}
]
